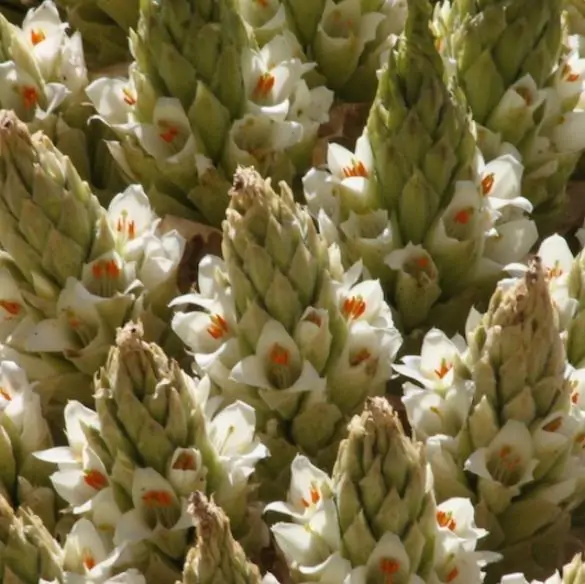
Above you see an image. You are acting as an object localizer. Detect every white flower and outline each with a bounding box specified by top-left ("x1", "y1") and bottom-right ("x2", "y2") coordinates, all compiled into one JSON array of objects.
[
  {"x1": 128, "y1": 97, "x2": 197, "y2": 162},
  {"x1": 288, "y1": 80, "x2": 334, "y2": 128},
  {"x1": 107, "y1": 184, "x2": 157, "y2": 260},
  {"x1": 361, "y1": 533, "x2": 426, "y2": 584},
  {"x1": 242, "y1": 33, "x2": 314, "y2": 118},
  {"x1": 265, "y1": 454, "x2": 333, "y2": 521},
  {"x1": 138, "y1": 230, "x2": 185, "y2": 290},
  {"x1": 230, "y1": 319, "x2": 325, "y2": 415},
  {"x1": 62, "y1": 518, "x2": 123, "y2": 582},
  {"x1": 0, "y1": 361, "x2": 48, "y2": 451},
  {"x1": 434, "y1": 531, "x2": 498, "y2": 584},
  {"x1": 550, "y1": 110, "x2": 585, "y2": 153},
  {"x1": 49, "y1": 445, "x2": 109, "y2": 508},
  {"x1": 81, "y1": 252, "x2": 136, "y2": 297},
  {"x1": 0, "y1": 61, "x2": 67, "y2": 120},
  {"x1": 57, "y1": 31, "x2": 88, "y2": 93},
  {"x1": 166, "y1": 447, "x2": 207, "y2": 497},
  {"x1": 271, "y1": 498, "x2": 341, "y2": 569},
  {"x1": 86, "y1": 75, "x2": 137, "y2": 126},
  {"x1": 21, "y1": 0, "x2": 68, "y2": 79},
  {"x1": 207, "y1": 400, "x2": 269, "y2": 485},
  {"x1": 435, "y1": 497, "x2": 488, "y2": 551},
  {"x1": 35, "y1": 400, "x2": 100, "y2": 469},
  {"x1": 394, "y1": 328, "x2": 467, "y2": 391},
  {"x1": 327, "y1": 321, "x2": 400, "y2": 411},
  {"x1": 334, "y1": 262, "x2": 395, "y2": 329},
  {"x1": 403, "y1": 381, "x2": 474, "y2": 440},
  {"x1": 465, "y1": 420, "x2": 539, "y2": 513},
  {"x1": 228, "y1": 113, "x2": 304, "y2": 169},
  {"x1": 113, "y1": 468, "x2": 193, "y2": 546}
]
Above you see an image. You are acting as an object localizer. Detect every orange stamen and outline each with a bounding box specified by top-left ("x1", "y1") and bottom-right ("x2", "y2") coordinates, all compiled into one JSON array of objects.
[
  {"x1": 30, "y1": 29, "x2": 46, "y2": 45},
  {"x1": 416, "y1": 256, "x2": 429, "y2": 269},
  {"x1": 481, "y1": 173, "x2": 495, "y2": 196},
  {"x1": 159, "y1": 125, "x2": 179, "y2": 143},
  {"x1": 22, "y1": 86, "x2": 38, "y2": 109},
  {"x1": 92, "y1": 262, "x2": 103, "y2": 279},
  {"x1": 543, "y1": 417, "x2": 562, "y2": 432},
  {"x1": 437, "y1": 510, "x2": 457, "y2": 531},
  {"x1": 83, "y1": 470, "x2": 108, "y2": 491},
  {"x1": 122, "y1": 87, "x2": 136, "y2": 106},
  {"x1": 446, "y1": 567, "x2": 459, "y2": 582},
  {"x1": 434, "y1": 359, "x2": 452, "y2": 379},
  {"x1": 142, "y1": 489, "x2": 173, "y2": 508},
  {"x1": 545, "y1": 262, "x2": 563, "y2": 280},
  {"x1": 0, "y1": 300, "x2": 21, "y2": 316},
  {"x1": 105, "y1": 260, "x2": 120, "y2": 278},
  {"x1": 350, "y1": 348, "x2": 371, "y2": 367},
  {"x1": 380, "y1": 558, "x2": 400, "y2": 582},
  {"x1": 572, "y1": 392, "x2": 579, "y2": 404},
  {"x1": 562, "y1": 63, "x2": 580, "y2": 82},
  {"x1": 82, "y1": 552, "x2": 96, "y2": 571},
  {"x1": 0, "y1": 387, "x2": 10, "y2": 401},
  {"x1": 575, "y1": 432, "x2": 585, "y2": 446},
  {"x1": 342, "y1": 295, "x2": 366, "y2": 320},
  {"x1": 172, "y1": 451, "x2": 197, "y2": 471},
  {"x1": 453, "y1": 208, "x2": 472, "y2": 224},
  {"x1": 207, "y1": 314, "x2": 229, "y2": 339},
  {"x1": 269, "y1": 343, "x2": 290, "y2": 366},
  {"x1": 342, "y1": 159, "x2": 369, "y2": 178},
  {"x1": 254, "y1": 72, "x2": 275, "y2": 98}
]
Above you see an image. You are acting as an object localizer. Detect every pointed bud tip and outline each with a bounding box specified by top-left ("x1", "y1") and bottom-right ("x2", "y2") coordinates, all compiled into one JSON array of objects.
[
  {"x1": 229, "y1": 166, "x2": 274, "y2": 212},
  {"x1": 115, "y1": 320, "x2": 145, "y2": 349},
  {"x1": 0, "y1": 109, "x2": 30, "y2": 151},
  {"x1": 188, "y1": 490, "x2": 227, "y2": 540}
]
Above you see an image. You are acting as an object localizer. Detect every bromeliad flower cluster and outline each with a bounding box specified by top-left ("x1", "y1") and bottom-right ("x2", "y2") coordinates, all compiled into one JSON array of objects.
[{"x1": 3, "y1": 0, "x2": 585, "y2": 583}]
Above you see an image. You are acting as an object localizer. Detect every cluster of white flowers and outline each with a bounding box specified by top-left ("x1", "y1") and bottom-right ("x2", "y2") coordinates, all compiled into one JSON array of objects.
[
  {"x1": 0, "y1": 183, "x2": 185, "y2": 376},
  {"x1": 265, "y1": 454, "x2": 495, "y2": 583},
  {"x1": 0, "y1": 0, "x2": 87, "y2": 120}
]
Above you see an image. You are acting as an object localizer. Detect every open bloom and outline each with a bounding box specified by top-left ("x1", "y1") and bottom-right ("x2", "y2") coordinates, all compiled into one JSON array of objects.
[
  {"x1": 229, "y1": 319, "x2": 325, "y2": 418},
  {"x1": 264, "y1": 454, "x2": 334, "y2": 521},
  {"x1": 464, "y1": 420, "x2": 539, "y2": 513}
]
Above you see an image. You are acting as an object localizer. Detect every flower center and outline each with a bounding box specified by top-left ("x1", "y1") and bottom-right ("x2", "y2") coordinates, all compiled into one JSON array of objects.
[
  {"x1": 92, "y1": 259, "x2": 121, "y2": 280},
  {"x1": 350, "y1": 348, "x2": 371, "y2": 367},
  {"x1": 254, "y1": 72, "x2": 275, "y2": 98},
  {"x1": 572, "y1": 391, "x2": 579, "y2": 404},
  {"x1": 434, "y1": 359, "x2": 452, "y2": 380},
  {"x1": 575, "y1": 432, "x2": 585, "y2": 448},
  {"x1": 403, "y1": 254, "x2": 434, "y2": 282},
  {"x1": 342, "y1": 159, "x2": 369, "y2": 178},
  {"x1": 207, "y1": 314, "x2": 229, "y2": 339},
  {"x1": 342, "y1": 295, "x2": 366, "y2": 319},
  {"x1": 562, "y1": 63, "x2": 580, "y2": 82},
  {"x1": 267, "y1": 343, "x2": 297, "y2": 389},
  {"x1": 83, "y1": 469, "x2": 108, "y2": 491},
  {"x1": 515, "y1": 86, "x2": 532, "y2": 106},
  {"x1": 21, "y1": 86, "x2": 38, "y2": 109},
  {"x1": 379, "y1": 558, "x2": 400, "y2": 583},
  {"x1": 0, "y1": 387, "x2": 11, "y2": 401},
  {"x1": 30, "y1": 29, "x2": 46, "y2": 45},
  {"x1": 0, "y1": 300, "x2": 22, "y2": 317},
  {"x1": 488, "y1": 444, "x2": 524, "y2": 485},
  {"x1": 159, "y1": 121, "x2": 180, "y2": 143},
  {"x1": 303, "y1": 310, "x2": 322, "y2": 327},
  {"x1": 142, "y1": 489, "x2": 173, "y2": 508},
  {"x1": 116, "y1": 209, "x2": 136, "y2": 239},
  {"x1": 446, "y1": 567, "x2": 459, "y2": 582},
  {"x1": 82, "y1": 550, "x2": 96, "y2": 571},
  {"x1": 325, "y1": 9, "x2": 354, "y2": 38},
  {"x1": 481, "y1": 173, "x2": 494, "y2": 195},
  {"x1": 542, "y1": 416, "x2": 562, "y2": 432},
  {"x1": 122, "y1": 87, "x2": 136, "y2": 106},
  {"x1": 453, "y1": 207, "x2": 473, "y2": 225},
  {"x1": 172, "y1": 451, "x2": 197, "y2": 471},
  {"x1": 437, "y1": 510, "x2": 457, "y2": 531},
  {"x1": 301, "y1": 483, "x2": 321, "y2": 508}
]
